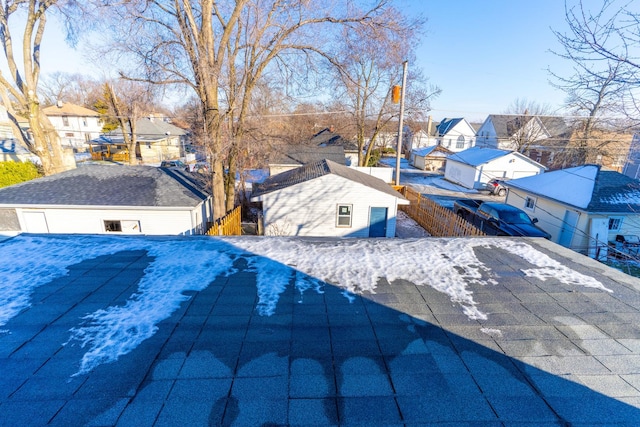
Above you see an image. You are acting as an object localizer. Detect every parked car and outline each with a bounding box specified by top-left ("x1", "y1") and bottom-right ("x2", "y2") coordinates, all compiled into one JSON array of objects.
[
  {"x1": 485, "y1": 178, "x2": 509, "y2": 196},
  {"x1": 160, "y1": 160, "x2": 186, "y2": 168},
  {"x1": 454, "y1": 199, "x2": 551, "y2": 238},
  {"x1": 187, "y1": 162, "x2": 210, "y2": 174}
]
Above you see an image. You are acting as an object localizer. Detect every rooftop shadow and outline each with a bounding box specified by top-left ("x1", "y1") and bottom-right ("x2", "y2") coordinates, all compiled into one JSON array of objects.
[{"x1": 0, "y1": 234, "x2": 638, "y2": 425}]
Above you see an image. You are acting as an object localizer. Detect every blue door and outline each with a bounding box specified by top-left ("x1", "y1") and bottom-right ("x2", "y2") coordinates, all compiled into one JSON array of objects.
[{"x1": 369, "y1": 207, "x2": 388, "y2": 237}]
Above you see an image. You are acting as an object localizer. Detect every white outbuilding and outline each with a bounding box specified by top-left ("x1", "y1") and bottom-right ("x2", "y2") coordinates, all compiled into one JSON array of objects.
[
  {"x1": 251, "y1": 159, "x2": 409, "y2": 237},
  {"x1": 444, "y1": 146, "x2": 546, "y2": 190},
  {"x1": 0, "y1": 165, "x2": 212, "y2": 236}
]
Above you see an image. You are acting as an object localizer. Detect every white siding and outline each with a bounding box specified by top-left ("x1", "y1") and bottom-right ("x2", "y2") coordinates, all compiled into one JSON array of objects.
[
  {"x1": 446, "y1": 153, "x2": 544, "y2": 189},
  {"x1": 444, "y1": 161, "x2": 478, "y2": 188},
  {"x1": 260, "y1": 174, "x2": 403, "y2": 237},
  {"x1": 350, "y1": 167, "x2": 394, "y2": 183},
  {"x1": 506, "y1": 189, "x2": 574, "y2": 244},
  {"x1": 16, "y1": 205, "x2": 208, "y2": 235}
]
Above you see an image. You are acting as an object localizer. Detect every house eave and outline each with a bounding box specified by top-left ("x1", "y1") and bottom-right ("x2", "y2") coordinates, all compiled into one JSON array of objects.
[{"x1": 0, "y1": 204, "x2": 205, "y2": 211}]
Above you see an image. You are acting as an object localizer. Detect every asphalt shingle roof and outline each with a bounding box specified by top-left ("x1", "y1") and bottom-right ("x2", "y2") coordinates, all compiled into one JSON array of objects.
[
  {"x1": 104, "y1": 118, "x2": 187, "y2": 142},
  {"x1": 0, "y1": 165, "x2": 209, "y2": 208},
  {"x1": 310, "y1": 128, "x2": 359, "y2": 151},
  {"x1": 1, "y1": 234, "x2": 640, "y2": 425},
  {"x1": 447, "y1": 146, "x2": 512, "y2": 166},
  {"x1": 505, "y1": 164, "x2": 640, "y2": 213},
  {"x1": 269, "y1": 145, "x2": 346, "y2": 166},
  {"x1": 253, "y1": 158, "x2": 406, "y2": 200},
  {"x1": 42, "y1": 103, "x2": 100, "y2": 117}
]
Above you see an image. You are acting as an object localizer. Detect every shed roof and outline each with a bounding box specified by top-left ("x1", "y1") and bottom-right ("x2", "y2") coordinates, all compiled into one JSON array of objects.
[
  {"x1": 310, "y1": 128, "x2": 359, "y2": 151},
  {"x1": 447, "y1": 146, "x2": 512, "y2": 166},
  {"x1": 253, "y1": 158, "x2": 407, "y2": 201},
  {"x1": 505, "y1": 164, "x2": 640, "y2": 213},
  {"x1": 413, "y1": 145, "x2": 452, "y2": 157},
  {"x1": 0, "y1": 165, "x2": 209, "y2": 208},
  {"x1": 269, "y1": 144, "x2": 346, "y2": 166}
]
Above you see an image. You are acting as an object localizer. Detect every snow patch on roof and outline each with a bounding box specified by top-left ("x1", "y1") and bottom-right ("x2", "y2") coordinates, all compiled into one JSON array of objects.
[
  {"x1": 506, "y1": 165, "x2": 598, "y2": 209},
  {"x1": 0, "y1": 234, "x2": 608, "y2": 375}
]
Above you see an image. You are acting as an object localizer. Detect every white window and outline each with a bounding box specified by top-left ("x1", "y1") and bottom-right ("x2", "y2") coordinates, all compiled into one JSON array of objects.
[
  {"x1": 456, "y1": 136, "x2": 465, "y2": 149},
  {"x1": 524, "y1": 196, "x2": 536, "y2": 211},
  {"x1": 104, "y1": 220, "x2": 141, "y2": 233},
  {"x1": 337, "y1": 204, "x2": 352, "y2": 227},
  {"x1": 62, "y1": 116, "x2": 69, "y2": 127},
  {"x1": 609, "y1": 216, "x2": 624, "y2": 231}
]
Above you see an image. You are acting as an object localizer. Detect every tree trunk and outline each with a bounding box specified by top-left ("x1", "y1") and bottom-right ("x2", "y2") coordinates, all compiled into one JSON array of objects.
[
  {"x1": 225, "y1": 147, "x2": 238, "y2": 213},
  {"x1": 204, "y1": 104, "x2": 226, "y2": 220},
  {"x1": 30, "y1": 104, "x2": 74, "y2": 174}
]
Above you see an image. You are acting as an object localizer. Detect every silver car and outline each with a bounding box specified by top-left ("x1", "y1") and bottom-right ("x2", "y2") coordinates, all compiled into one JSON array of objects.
[{"x1": 485, "y1": 178, "x2": 509, "y2": 196}]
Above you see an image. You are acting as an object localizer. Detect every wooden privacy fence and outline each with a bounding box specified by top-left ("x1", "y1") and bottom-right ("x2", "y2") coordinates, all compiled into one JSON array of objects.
[
  {"x1": 206, "y1": 206, "x2": 242, "y2": 236},
  {"x1": 397, "y1": 186, "x2": 485, "y2": 237}
]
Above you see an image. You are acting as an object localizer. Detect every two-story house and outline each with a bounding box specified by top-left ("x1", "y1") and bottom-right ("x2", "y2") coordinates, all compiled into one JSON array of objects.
[{"x1": 42, "y1": 102, "x2": 102, "y2": 152}]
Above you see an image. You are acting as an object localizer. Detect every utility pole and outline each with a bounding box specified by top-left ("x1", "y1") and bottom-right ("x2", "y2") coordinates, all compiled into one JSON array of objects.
[{"x1": 395, "y1": 61, "x2": 408, "y2": 186}]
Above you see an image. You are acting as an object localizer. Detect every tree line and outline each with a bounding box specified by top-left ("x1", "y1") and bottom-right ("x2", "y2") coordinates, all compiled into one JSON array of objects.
[{"x1": 1, "y1": 1, "x2": 640, "y2": 220}]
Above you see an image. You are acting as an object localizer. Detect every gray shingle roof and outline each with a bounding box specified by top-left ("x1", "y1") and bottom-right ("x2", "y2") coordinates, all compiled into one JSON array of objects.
[
  {"x1": 486, "y1": 114, "x2": 571, "y2": 139},
  {"x1": 104, "y1": 118, "x2": 187, "y2": 142},
  {"x1": 505, "y1": 164, "x2": 640, "y2": 213},
  {"x1": 310, "y1": 128, "x2": 359, "y2": 151},
  {"x1": 0, "y1": 165, "x2": 209, "y2": 208},
  {"x1": 436, "y1": 118, "x2": 463, "y2": 136},
  {"x1": 252, "y1": 159, "x2": 407, "y2": 200},
  {"x1": 269, "y1": 145, "x2": 346, "y2": 165}
]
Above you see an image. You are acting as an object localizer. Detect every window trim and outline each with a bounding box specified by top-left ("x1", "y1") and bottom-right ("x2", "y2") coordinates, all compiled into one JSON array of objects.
[
  {"x1": 524, "y1": 196, "x2": 536, "y2": 211},
  {"x1": 608, "y1": 216, "x2": 624, "y2": 231},
  {"x1": 336, "y1": 204, "x2": 353, "y2": 228}
]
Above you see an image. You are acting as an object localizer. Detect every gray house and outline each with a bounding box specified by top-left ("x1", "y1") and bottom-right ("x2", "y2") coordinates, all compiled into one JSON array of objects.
[
  {"x1": 252, "y1": 159, "x2": 409, "y2": 237},
  {"x1": 0, "y1": 165, "x2": 212, "y2": 235}
]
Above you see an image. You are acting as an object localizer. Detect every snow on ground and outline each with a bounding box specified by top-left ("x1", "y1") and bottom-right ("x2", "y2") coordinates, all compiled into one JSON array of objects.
[
  {"x1": 395, "y1": 210, "x2": 430, "y2": 238},
  {"x1": 0, "y1": 234, "x2": 609, "y2": 375}
]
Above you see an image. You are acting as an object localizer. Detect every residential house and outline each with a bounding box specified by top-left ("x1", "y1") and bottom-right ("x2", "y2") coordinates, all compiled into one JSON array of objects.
[
  {"x1": 475, "y1": 114, "x2": 571, "y2": 168},
  {"x1": 434, "y1": 118, "x2": 477, "y2": 152},
  {"x1": 251, "y1": 158, "x2": 409, "y2": 237},
  {"x1": 371, "y1": 119, "x2": 438, "y2": 154},
  {"x1": 503, "y1": 164, "x2": 640, "y2": 259},
  {"x1": 444, "y1": 146, "x2": 546, "y2": 190},
  {"x1": 410, "y1": 145, "x2": 452, "y2": 171},
  {"x1": 0, "y1": 105, "x2": 37, "y2": 163},
  {"x1": 311, "y1": 128, "x2": 360, "y2": 166},
  {"x1": 268, "y1": 144, "x2": 346, "y2": 176},
  {"x1": 0, "y1": 165, "x2": 212, "y2": 235},
  {"x1": 99, "y1": 116, "x2": 187, "y2": 164},
  {"x1": 42, "y1": 102, "x2": 102, "y2": 152}
]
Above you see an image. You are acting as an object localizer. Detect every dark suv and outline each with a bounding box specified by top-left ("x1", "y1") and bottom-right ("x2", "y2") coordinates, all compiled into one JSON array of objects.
[
  {"x1": 485, "y1": 178, "x2": 509, "y2": 196},
  {"x1": 160, "y1": 160, "x2": 186, "y2": 168}
]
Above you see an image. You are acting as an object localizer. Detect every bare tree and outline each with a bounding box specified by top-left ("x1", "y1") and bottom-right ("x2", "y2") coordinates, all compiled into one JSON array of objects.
[
  {"x1": 326, "y1": 6, "x2": 439, "y2": 166},
  {"x1": 549, "y1": 1, "x2": 637, "y2": 164},
  {"x1": 0, "y1": 0, "x2": 78, "y2": 174},
  {"x1": 39, "y1": 72, "x2": 103, "y2": 107},
  {"x1": 500, "y1": 98, "x2": 565, "y2": 154},
  {"x1": 552, "y1": 0, "x2": 640, "y2": 85},
  {"x1": 92, "y1": 0, "x2": 394, "y2": 220}
]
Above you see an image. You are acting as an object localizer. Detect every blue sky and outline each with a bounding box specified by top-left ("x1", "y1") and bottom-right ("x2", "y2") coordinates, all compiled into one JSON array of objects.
[
  {"x1": 38, "y1": 0, "x2": 599, "y2": 122},
  {"x1": 405, "y1": 0, "x2": 601, "y2": 122}
]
